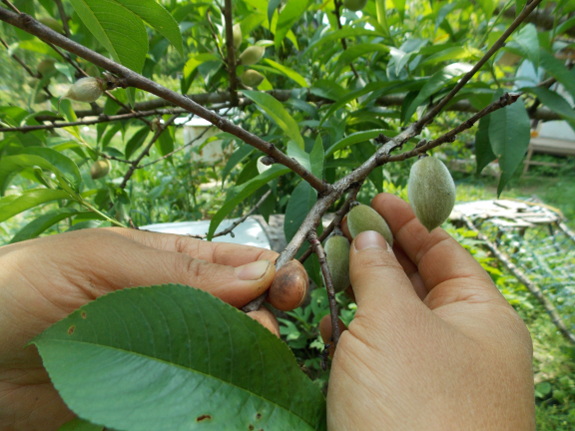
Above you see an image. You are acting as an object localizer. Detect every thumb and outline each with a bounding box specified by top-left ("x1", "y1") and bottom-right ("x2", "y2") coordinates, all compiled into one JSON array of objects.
[
  {"x1": 349, "y1": 230, "x2": 420, "y2": 314},
  {"x1": 80, "y1": 244, "x2": 276, "y2": 308}
]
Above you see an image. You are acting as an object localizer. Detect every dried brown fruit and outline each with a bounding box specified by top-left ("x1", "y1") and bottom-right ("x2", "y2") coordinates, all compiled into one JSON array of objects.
[
  {"x1": 407, "y1": 155, "x2": 456, "y2": 231},
  {"x1": 347, "y1": 204, "x2": 394, "y2": 246},
  {"x1": 267, "y1": 260, "x2": 309, "y2": 311}
]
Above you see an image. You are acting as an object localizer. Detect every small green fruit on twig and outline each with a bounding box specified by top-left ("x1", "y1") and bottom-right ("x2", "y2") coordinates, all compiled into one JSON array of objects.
[
  {"x1": 64, "y1": 77, "x2": 105, "y2": 103},
  {"x1": 238, "y1": 45, "x2": 265, "y2": 65},
  {"x1": 240, "y1": 69, "x2": 265, "y2": 87},
  {"x1": 347, "y1": 204, "x2": 394, "y2": 246},
  {"x1": 343, "y1": 0, "x2": 368, "y2": 11},
  {"x1": 324, "y1": 235, "x2": 351, "y2": 293},
  {"x1": 407, "y1": 155, "x2": 456, "y2": 231},
  {"x1": 232, "y1": 23, "x2": 242, "y2": 50},
  {"x1": 90, "y1": 159, "x2": 111, "y2": 180}
]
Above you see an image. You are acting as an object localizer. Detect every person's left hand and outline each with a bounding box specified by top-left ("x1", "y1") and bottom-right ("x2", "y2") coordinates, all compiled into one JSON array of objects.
[{"x1": 0, "y1": 227, "x2": 307, "y2": 431}]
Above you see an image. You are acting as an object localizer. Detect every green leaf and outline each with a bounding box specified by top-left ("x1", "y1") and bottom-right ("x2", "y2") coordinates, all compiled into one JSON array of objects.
[
  {"x1": 0, "y1": 148, "x2": 81, "y2": 194},
  {"x1": 242, "y1": 90, "x2": 304, "y2": 148},
  {"x1": 522, "y1": 86, "x2": 575, "y2": 121},
  {"x1": 540, "y1": 49, "x2": 575, "y2": 99},
  {"x1": 33, "y1": 285, "x2": 326, "y2": 431},
  {"x1": 0, "y1": 189, "x2": 71, "y2": 223},
  {"x1": 310, "y1": 136, "x2": 324, "y2": 178},
  {"x1": 474, "y1": 115, "x2": 496, "y2": 175},
  {"x1": 274, "y1": 0, "x2": 309, "y2": 48},
  {"x1": 335, "y1": 43, "x2": 389, "y2": 72},
  {"x1": 208, "y1": 165, "x2": 290, "y2": 239},
  {"x1": 69, "y1": 0, "x2": 148, "y2": 73},
  {"x1": 263, "y1": 59, "x2": 308, "y2": 87},
  {"x1": 512, "y1": 24, "x2": 539, "y2": 68},
  {"x1": 114, "y1": 0, "x2": 183, "y2": 54},
  {"x1": 326, "y1": 129, "x2": 390, "y2": 157},
  {"x1": 124, "y1": 126, "x2": 151, "y2": 159},
  {"x1": 402, "y1": 68, "x2": 460, "y2": 122},
  {"x1": 58, "y1": 418, "x2": 105, "y2": 431},
  {"x1": 321, "y1": 82, "x2": 392, "y2": 126},
  {"x1": 9, "y1": 208, "x2": 87, "y2": 243},
  {"x1": 488, "y1": 97, "x2": 530, "y2": 195},
  {"x1": 284, "y1": 181, "x2": 317, "y2": 241}
]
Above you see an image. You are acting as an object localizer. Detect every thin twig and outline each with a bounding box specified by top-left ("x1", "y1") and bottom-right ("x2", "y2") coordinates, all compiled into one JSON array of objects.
[
  {"x1": 222, "y1": 0, "x2": 239, "y2": 106},
  {"x1": 308, "y1": 231, "x2": 341, "y2": 347},
  {"x1": 416, "y1": 0, "x2": 544, "y2": 129},
  {"x1": 119, "y1": 115, "x2": 179, "y2": 189}
]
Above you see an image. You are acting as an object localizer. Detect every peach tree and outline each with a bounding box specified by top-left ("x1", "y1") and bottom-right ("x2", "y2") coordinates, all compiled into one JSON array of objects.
[{"x1": 1, "y1": 0, "x2": 574, "y2": 429}]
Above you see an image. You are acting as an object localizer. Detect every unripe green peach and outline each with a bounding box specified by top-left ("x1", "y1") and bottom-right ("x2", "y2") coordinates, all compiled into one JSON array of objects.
[
  {"x1": 240, "y1": 69, "x2": 265, "y2": 87},
  {"x1": 38, "y1": 58, "x2": 56, "y2": 76},
  {"x1": 90, "y1": 159, "x2": 111, "y2": 179},
  {"x1": 343, "y1": 0, "x2": 368, "y2": 11},
  {"x1": 324, "y1": 235, "x2": 351, "y2": 293},
  {"x1": 407, "y1": 155, "x2": 456, "y2": 231},
  {"x1": 232, "y1": 23, "x2": 242, "y2": 50},
  {"x1": 347, "y1": 204, "x2": 393, "y2": 246},
  {"x1": 65, "y1": 77, "x2": 104, "y2": 103},
  {"x1": 238, "y1": 45, "x2": 265, "y2": 65},
  {"x1": 39, "y1": 17, "x2": 64, "y2": 34}
]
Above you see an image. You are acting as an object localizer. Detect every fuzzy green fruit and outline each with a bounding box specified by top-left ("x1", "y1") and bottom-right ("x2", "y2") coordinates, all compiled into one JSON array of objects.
[
  {"x1": 324, "y1": 235, "x2": 351, "y2": 293},
  {"x1": 407, "y1": 156, "x2": 456, "y2": 231},
  {"x1": 343, "y1": 0, "x2": 368, "y2": 11},
  {"x1": 240, "y1": 69, "x2": 265, "y2": 87},
  {"x1": 65, "y1": 77, "x2": 104, "y2": 103},
  {"x1": 90, "y1": 159, "x2": 111, "y2": 179},
  {"x1": 347, "y1": 204, "x2": 393, "y2": 246},
  {"x1": 238, "y1": 45, "x2": 265, "y2": 65},
  {"x1": 232, "y1": 23, "x2": 242, "y2": 50}
]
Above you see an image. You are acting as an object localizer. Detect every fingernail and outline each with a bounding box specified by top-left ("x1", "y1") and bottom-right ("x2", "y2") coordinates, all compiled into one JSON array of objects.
[
  {"x1": 354, "y1": 230, "x2": 389, "y2": 251},
  {"x1": 235, "y1": 260, "x2": 271, "y2": 280}
]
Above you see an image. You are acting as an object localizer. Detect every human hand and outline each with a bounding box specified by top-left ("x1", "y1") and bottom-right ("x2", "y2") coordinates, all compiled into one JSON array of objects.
[
  {"x1": 0, "y1": 227, "x2": 307, "y2": 431},
  {"x1": 326, "y1": 193, "x2": 535, "y2": 430}
]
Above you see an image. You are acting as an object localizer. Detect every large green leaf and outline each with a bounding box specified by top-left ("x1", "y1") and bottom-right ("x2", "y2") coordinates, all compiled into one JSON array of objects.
[
  {"x1": 474, "y1": 115, "x2": 496, "y2": 175},
  {"x1": 242, "y1": 90, "x2": 304, "y2": 148},
  {"x1": 9, "y1": 208, "x2": 89, "y2": 243},
  {"x1": 488, "y1": 97, "x2": 530, "y2": 195},
  {"x1": 0, "y1": 189, "x2": 71, "y2": 223},
  {"x1": 33, "y1": 285, "x2": 326, "y2": 431},
  {"x1": 263, "y1": 59, "x2": 308, "y2": 87},
  {"x1": 69, "y1": 0, "x2": 148, "y2": 73}
]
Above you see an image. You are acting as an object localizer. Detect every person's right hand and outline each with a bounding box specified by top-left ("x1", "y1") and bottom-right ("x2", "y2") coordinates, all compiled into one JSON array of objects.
[{"x1": 326, "y1": 193, "x2": 535, "y2": 430}]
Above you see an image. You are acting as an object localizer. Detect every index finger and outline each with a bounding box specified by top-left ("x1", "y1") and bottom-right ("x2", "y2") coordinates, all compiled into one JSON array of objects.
[
  {"x1": 104, "y1": 227, "x2": 279, "y2": 266},
  {"x1": 371, "y1": 194, "x2": 497, "y2": 298}
]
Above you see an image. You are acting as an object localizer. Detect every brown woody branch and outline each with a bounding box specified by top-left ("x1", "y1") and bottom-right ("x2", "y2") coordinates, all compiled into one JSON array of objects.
[{"x1": 0, "y1": 7, "x2": 328, "y2": 195}]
